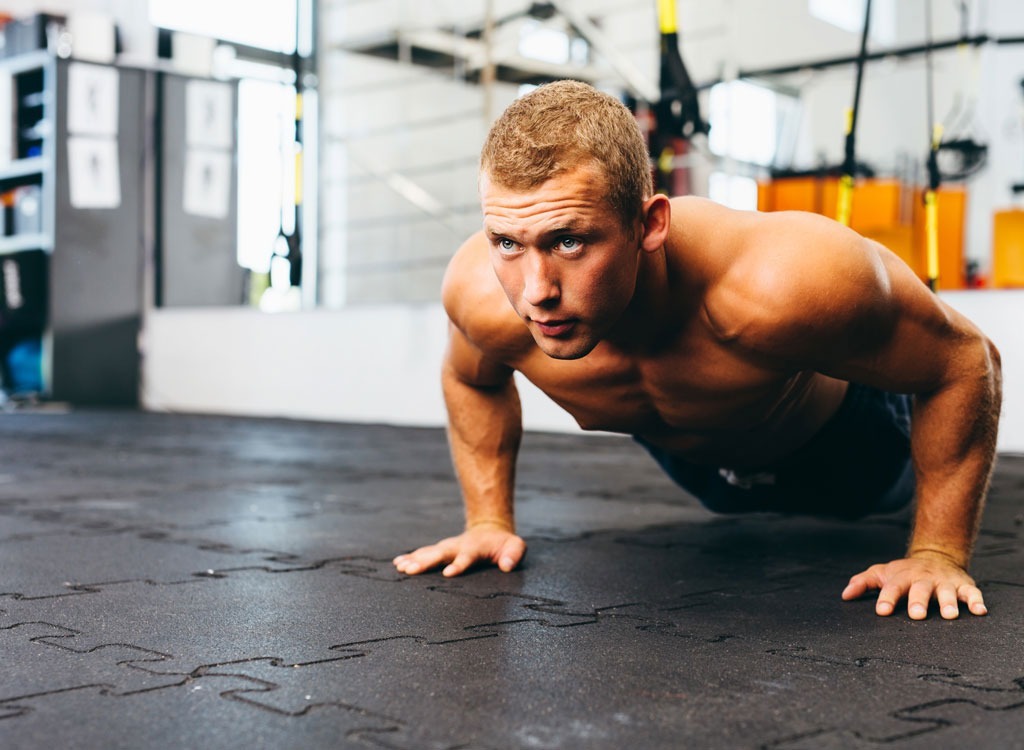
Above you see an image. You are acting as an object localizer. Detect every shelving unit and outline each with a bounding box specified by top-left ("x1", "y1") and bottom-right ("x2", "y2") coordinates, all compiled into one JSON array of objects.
[
  {"x1": 0, "y1": 50, "x2": 145, "y2": 404},
  {"x1": 0, "y1": 49, "x2": 54, "y2": 397}
]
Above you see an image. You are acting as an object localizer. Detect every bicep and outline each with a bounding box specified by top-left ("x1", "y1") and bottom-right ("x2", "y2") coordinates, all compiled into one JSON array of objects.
[
  {"x1": 735, "y1": 219, "x2": 982, "y2": 393},
  {"x1": 441, "y1": 232, "x2": 518, "y2": 388},
  {"x1": 444, "y1": 322, "x2": 515, "y2": 388}
]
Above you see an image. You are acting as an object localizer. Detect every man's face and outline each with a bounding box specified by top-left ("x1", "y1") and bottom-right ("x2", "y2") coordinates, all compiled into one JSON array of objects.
[{"x1": 480, "y1": 164, "x2": 642, "y2": 360}]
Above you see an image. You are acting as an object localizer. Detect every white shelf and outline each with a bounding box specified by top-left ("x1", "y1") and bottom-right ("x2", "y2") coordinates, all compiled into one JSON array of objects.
[
  {"x1": 0, "y1": 156, "x2": 47, "y2": 183},
  {"x1": 0, "y1": 49, "x2": 52, "y2": 76},
  {"x1": 0, "y1": 234, "x2": 50, "y2": 255}
]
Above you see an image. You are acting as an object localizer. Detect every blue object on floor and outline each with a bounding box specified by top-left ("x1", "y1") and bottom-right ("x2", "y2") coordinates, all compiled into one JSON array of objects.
[{"x1": 6, "y1": 338, "x2": 43, "y2": 393}]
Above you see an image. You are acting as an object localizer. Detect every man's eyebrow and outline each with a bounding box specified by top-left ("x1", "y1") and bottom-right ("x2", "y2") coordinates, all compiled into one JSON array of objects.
[
  {"x1": 543, "y1": 224, "x2": 582, "y2": 235},
  {"x1": 537, "y1": 223, "x2": 592, "y2": 240},
  {"x1": 483, "y1": 222, "x2": 588, "y2": 241}
]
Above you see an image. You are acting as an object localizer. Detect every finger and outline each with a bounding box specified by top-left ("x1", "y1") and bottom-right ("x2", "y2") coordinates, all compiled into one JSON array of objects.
[
  {"x1": 842, "y1": 576, "x2": 871, "y2": 601},
  {"x1": 841, "y1": 566, "x2": 884, "y2": 601},
  {"x1": 841, "y1": 577, "x2": 867, "y2": 601},
  {"x1": 443, "y1": 550, "x2": 478, "y2": 578},
  {"x1": 959, "y1": 584, "x2": 988, "y2": 616},
  {"x1": 497, "y1": 536, "x2": 527, "y2": 572},
  {"x1": 397, "y1": 544, "x2": 453, "y2": 575},
  {"x1": 875, "y1": 583, "x2": 904, "y2": 617},
  {"x1": 907, "y1": 580, "x2": 935, "y2": 620},
  {"x1": 936, "y1": 584, "x2": 960, "y2": 620}
]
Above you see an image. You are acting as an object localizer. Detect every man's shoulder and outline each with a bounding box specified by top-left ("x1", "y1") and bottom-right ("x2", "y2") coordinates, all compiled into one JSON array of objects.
[
  {"x1": 700, "y1": 208, "x2": 895, "y2": 355},
  {"x1": 442, "y1": 232, "x2": 533, "y2": 359}
]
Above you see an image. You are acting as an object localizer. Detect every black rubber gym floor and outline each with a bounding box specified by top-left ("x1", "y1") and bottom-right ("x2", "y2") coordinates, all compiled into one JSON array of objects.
[{"x1": 1, "y1": 409, "x2": 1022, "y2": 749}]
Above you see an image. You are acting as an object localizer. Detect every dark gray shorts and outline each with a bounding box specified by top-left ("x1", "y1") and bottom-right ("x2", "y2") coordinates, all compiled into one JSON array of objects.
[{"x1": 634, "y1": 382, "x2": 915, "y2": 519}]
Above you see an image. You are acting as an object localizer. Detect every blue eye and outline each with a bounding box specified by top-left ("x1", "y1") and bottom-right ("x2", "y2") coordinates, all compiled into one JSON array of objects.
[
  {"x1": 498, "y1": 238, "x2": 517, "y2": 252},
  {"x1": 558, "y1": 237, "x2": 580, "y2": 251}
]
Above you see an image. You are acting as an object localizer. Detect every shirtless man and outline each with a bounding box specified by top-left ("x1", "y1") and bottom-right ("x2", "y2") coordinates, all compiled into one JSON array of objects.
[{"x1": 392, "y1": 80, "x2": 1002, "y2": 620}]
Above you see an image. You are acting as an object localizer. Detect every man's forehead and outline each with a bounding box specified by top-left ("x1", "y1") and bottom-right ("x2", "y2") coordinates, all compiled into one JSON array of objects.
[
  {"x1": 480, "y1": 163, "x2": 607, "y2": 194},
  {"x1": 480, "y1": 167, "x2": 611, "y2": 211}
]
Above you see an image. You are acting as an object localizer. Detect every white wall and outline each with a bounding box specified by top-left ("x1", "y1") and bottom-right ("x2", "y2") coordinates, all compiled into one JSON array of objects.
[
  {"x1": 141, "y1": 291, "x2": 1024, "y2": 453},
  {"x1": 140, "y1": 303, "x2": 578, "y2": 431}
]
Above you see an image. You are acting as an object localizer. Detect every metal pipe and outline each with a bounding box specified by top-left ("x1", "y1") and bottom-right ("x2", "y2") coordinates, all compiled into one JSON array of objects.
[
  {"x1": 481, "y1": 0, "x2": 496, "y2": 124},
  {"x1": 735, "y1": 34, "x2": 989, "y2": 81}
]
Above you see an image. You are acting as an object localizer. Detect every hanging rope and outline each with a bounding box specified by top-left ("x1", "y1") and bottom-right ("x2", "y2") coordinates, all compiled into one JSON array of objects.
[{"x1": 836, "y1": 0, "x2": 873, "y2": 227}]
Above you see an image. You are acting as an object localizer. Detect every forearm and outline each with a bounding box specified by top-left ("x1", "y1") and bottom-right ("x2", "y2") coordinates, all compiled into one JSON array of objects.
[
  {"x1": 908, "y1": 340, "x2": 1002, "y2": 568},
  {"x1": 443, "y1": 365, "x2": 523, "y2": 532}
]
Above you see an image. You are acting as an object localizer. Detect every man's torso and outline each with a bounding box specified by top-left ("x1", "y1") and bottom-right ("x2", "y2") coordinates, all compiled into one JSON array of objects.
[
  {"x1": 454, "y1": 196, "x2": 850, "y2": 468},
  {"x1": 510, "y1": 324, "x2": 848, "y2": 467}
]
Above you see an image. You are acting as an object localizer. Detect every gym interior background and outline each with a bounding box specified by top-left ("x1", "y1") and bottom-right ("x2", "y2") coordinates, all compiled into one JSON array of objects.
[
  {"x1": 0, "y1": 0, "x2": 1021, "y2": 450},
  {"x1": 3, "y1": 3, "x2": 1024, "y2": 748}
]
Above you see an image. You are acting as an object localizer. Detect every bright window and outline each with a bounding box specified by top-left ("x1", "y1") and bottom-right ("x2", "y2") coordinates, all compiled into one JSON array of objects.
[
  {"x1": 709, "y1": 172, "x2": 759, "y2": 211},
  {"x1": 236, "y1": 79, "x2": 296, "y2": 273},
  {"x1": 808, "y1": 0, "x2": 896, "y2": 45},
  {"x1": 709, "y1": 80, "x2": 779, "y2": 166},
  {"x1": 149, "y1": 0, "x2": 298, "y2": 53},
  {"x1": 518, "y1": 19, "x2": 588, "y2": 66}
]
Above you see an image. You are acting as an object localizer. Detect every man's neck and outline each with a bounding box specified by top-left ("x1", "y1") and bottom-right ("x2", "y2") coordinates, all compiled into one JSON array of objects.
[{"x1": 603, "y1": 246, "x2": 677, "y2": 354}]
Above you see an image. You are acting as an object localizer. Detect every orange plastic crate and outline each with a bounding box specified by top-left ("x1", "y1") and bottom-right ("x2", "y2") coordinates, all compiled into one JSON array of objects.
[{"x1": 993, "y1": 208, "x2": 1024, "y2": 288}]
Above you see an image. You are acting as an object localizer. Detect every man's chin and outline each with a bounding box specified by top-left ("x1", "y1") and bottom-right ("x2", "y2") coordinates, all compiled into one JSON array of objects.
[{"x1": 534, "y1": 336, "x2": 597, "y2": 361}]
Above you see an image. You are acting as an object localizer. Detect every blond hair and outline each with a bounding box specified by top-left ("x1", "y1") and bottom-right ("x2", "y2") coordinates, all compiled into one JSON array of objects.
[{"x1": 480, "y1": 80, "x2": 652, "y2": 228}]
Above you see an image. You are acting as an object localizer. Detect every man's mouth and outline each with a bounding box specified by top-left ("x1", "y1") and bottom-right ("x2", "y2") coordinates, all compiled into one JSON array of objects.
[{"x1": 533, "y1": 319, "x2": 576, "y2": 337}]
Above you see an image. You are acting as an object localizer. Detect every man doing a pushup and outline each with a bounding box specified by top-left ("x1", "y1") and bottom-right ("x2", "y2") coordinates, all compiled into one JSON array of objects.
[{"x1": 393, "y1": 81, "x2": 1002, "y2": 621}]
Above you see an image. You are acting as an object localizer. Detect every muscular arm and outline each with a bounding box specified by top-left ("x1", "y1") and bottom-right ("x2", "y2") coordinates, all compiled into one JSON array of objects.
[
  {"x1": 394, "y1": 235, "x2": 529, "y2": 577},
  {"x1": 904, "y1": 326, "x2": 1000, "y2": 570},
  {"x1": 719, "y1": 210, "x2": 1001, "y2": 618},
  {"x1": 443, "y1": 324, "x2": 523, "y2": 535},
  {"x1": 393, "y1": 325, "x2": 528, "y2": 577},
  {"x1": 842, "y1": 289, "x2": 1001, "y2": 618}
]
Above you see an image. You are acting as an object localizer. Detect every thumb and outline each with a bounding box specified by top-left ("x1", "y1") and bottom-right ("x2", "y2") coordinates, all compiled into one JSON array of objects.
[{"x1": 497, "y1": 536, "x2": 527, "y2": 572}]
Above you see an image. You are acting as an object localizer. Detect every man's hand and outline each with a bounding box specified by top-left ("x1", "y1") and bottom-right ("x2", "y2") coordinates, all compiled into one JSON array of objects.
[
  {"x1": 841, "y1": 552, "x2": 987, "y2": 620},
  {"x1": 393, "y1": 523, "x2": 526, "y2": 578}
]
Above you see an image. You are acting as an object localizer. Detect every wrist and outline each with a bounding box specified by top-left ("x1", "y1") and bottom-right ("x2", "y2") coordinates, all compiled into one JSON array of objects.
[
  {"x1": 907, "y1": 544, "x2": 970, "y2": 569},
  {"x1": 466, "y1": 516, "x2": 515, "y2": 533}
]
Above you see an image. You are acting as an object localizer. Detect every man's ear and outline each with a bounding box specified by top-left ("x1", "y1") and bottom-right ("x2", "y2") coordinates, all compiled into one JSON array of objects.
[{"x1": 639, "y1": 194, "x2": 671, "y2": 253}]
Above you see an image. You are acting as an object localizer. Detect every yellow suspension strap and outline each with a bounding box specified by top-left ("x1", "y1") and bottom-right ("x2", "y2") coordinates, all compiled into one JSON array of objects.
[
  {"x1": 924, "y1": 0, "x2": 940, "y2": 291},
  {"x1": 836, "y1": 108, "x2": 855, "y2": 227},
  {"x1": 657, "y1": 0, "x2": 677, "y2": 35},
  {"x1": 925, "y1": 125, "x2": 943, "y2": 290},
  {"x1": 653, "y1": 0, "x2": 706, "y2": 195},
  {"x1": 837, "y1": 0, "x2": 873, "y2": 227},
  {"x1": 656, "y1": 0, "x2": 701, "y2": 133}
]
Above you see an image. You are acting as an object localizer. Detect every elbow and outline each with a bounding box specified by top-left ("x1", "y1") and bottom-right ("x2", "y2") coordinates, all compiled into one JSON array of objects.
[
  {"x1": 939, "y1": 331, "x2": 1002, "y2": 405},
  {"x1": 986, "y1": 336, "x2": 1002, "y2": 376},
  {"x1": 984, "y1": 335, "x2": 1003, "y2": 399},
  {"x1": 957, "y1": 333, "x2": 1003, "y2": 414}
]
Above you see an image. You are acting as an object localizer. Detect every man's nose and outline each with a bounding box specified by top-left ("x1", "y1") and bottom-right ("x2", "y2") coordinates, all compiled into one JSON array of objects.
[{"x1": 522, "y1": 252, "x2": 560, "y2": 307}]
